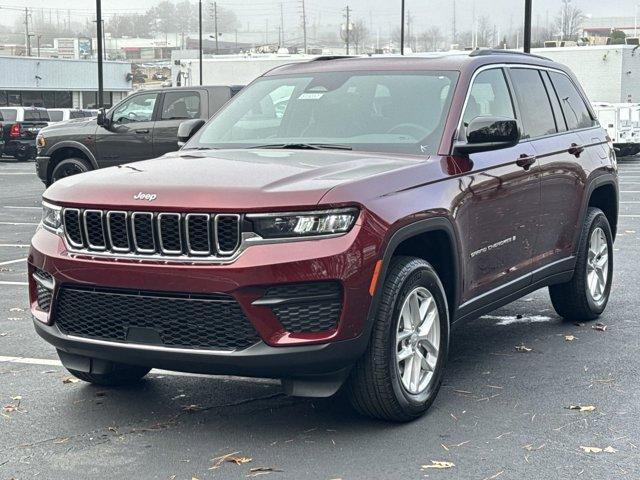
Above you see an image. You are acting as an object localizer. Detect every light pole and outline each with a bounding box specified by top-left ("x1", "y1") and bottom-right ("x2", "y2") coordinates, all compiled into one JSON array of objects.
[
  {"x1": 96, "y1": 0, "x2": 104, "y2": 108},
  {"x1": 524, "y1": 0, "x2": 532, "y2": 53},
  {"x1": 400, "y1": 0, "x2": 405, "y2": 55},
  {"x1": 199, "y1": 0, "x2": 203, "y2": 86}
]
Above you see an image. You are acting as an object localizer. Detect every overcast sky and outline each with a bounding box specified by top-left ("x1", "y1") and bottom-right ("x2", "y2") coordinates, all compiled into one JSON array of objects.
[{"x1": 2, "y1": 0, "x2": 637, "y2": 37}]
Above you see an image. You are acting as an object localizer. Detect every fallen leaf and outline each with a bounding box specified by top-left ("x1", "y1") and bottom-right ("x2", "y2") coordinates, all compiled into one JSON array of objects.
[
  {"x1": 568, "y1": 405, "x2": 596, "y2": 412},
  {"x1": 523, "y1": 443, "x2": 545, "y2": 451},
  {"x1": 182, "y1": 404, "x2": 202, "y2": 413},
  {"x1": 209, "y1": 452, "x2": 240, "y2": 470},
  {"x1": 0, "y1": 333, "x2": 8, "y2": 337},
  {"x1": 604, "y1": 446, "x2": 617, "y2": 453},
  {"x1": 3, "y1": 404, "x2": 17, "y2": 413},
  {"x1": 62, "y1": 376, "x2": 80, "y2": 384},
  {"x1": 483, "y1": 471, "x2": 504, "y2": 480},
  {"x1": 227, "y1": 456, "x2": 252, "y2": 465},
  {"x1": 592, "y1": 323, "x2": 607, "y2": 332},
  {"x1": 515, "y1": 344, "x2": 532, "y2": 353},
  {"x1": 564, "y1": 335, "x2": 577, "y2": 342},
  {"x1": 581, "y1": 446, "x2": 603, "y2": 453},
  {"x1": 421, "y1": 460, "x2": 455, "y2": 470},
  {"x1": 53, "y1": 437, "x2": 69, "y2": 444}
]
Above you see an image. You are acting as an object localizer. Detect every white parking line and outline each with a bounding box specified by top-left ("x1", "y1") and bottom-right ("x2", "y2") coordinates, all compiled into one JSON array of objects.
[
  {"x1": 0, "y1": 221, "x2": 39, "y2": 226},
  {"x1": 0, "y1": 173, "x2": 34, "y2": 175},
  {"x1": 0, "y1": 258, "x2": 26, "y2": 266},
  {"x1": 621, "y1": 191, "x2": 640, "y2": 193},
  {"x1": 619, "y1": 214, "x2": 640, "y2": 218},
  {"x1": 0, "y1": 281, "x2": 28, "y2": 286},
  {"x1": 0, "y1": 244, "x2": 29, "y2": 247},
  {"x1": 0, "y1": 355, "x2": 280, "y2": 384},
  {"x1": 3, "y1": 206, "x2": 41, "y2": 210}
]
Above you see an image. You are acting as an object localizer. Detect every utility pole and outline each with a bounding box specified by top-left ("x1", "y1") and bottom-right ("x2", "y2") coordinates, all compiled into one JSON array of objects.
[
  {"x1": 214, "y1": 1, "x2": 219, "y2": 54},
  {"x1": 345, "y1": 6, "x2": 350, "y2": 55},
  {"x1": 199, "y1": 0, "x2": 203, "y2": 85},
  {"x1": 524, "y1": 0, "x2": 532, "y2": 53},
  {"x1": 280, "y1": 3, "x2": 285, "y2": 47},
  {"x1": 96, "y1": 0, "x2": 104, "y2": 108},
  {"x1": 24, "y1": 8, "x2": 31, "y2": 57},
  {"x1": 400, "y1": 0, "x2": 405, "y2": 55},
  {"x1": 300, "y1": 0, "x2": 307, "y2": 54},
  {"x1": 452, "y1": 0, "x2": 456, "y2": 46}
]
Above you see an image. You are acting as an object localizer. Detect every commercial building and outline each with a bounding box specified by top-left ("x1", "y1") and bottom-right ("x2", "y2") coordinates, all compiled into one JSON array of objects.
[
  {"x1": 0, "y1": 56, "x2": 133, "y2": 108},
  {"x1": 534, "y1": 45, "x2": 640, "y2": 103}
]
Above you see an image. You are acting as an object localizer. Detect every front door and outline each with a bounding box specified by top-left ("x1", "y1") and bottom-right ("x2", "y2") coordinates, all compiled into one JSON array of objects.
[
  {"x1": 96, "y1": 92, "x2": 159, "y2": 167},
  {"x1": 454, "y1": 68, "x2": 541, "y2": 306}
]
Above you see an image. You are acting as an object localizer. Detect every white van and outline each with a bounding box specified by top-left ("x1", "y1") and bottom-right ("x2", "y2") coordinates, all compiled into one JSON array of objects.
[{"x1": 592, "y1": 102, "x2": 640, "y2": 157}]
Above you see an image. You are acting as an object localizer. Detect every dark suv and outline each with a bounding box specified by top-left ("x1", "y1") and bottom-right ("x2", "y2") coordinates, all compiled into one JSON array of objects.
[
  {"x1": 35, "y1": 85, "x2": 242, "y2": 185},
  {"x1": 29, "y1": 52, "x2": 618, "y2": 421}
]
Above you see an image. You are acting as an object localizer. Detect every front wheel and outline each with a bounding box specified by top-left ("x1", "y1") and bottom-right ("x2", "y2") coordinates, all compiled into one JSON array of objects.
[
  {"x1": 50, "y1": 157, "x2": 92, "y2": 184},
  {"x1": 549, "y1": 207, "x2": 613, "y2": 320},
  {"x1": 346, "y1": 257, "x2": 450, "y2": 422}
]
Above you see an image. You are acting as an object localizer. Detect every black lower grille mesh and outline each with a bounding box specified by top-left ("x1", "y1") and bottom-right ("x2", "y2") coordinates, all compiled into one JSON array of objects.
[
  {"x1": 263, "y1": 282, "x2": 343, "y2": 333},
  {"x1": 54, "y1": 287, "x2": 261, "y2": 350},
  {"x1": 34, "y1": 270, "x2": 53, "y2": 312}
]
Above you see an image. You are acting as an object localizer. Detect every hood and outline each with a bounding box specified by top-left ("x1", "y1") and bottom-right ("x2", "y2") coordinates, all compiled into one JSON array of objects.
[
  {"x1": 41, "y1": 117, "x2": 96, "y2": 134},
  {"x1": 44, "y1": 149, "x2": 423, "y2": 211}
]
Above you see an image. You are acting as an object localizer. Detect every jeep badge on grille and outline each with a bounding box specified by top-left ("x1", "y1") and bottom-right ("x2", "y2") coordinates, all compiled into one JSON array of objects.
[{"x1": 133, "y1": 192, "x2": 157, "y2": 202}]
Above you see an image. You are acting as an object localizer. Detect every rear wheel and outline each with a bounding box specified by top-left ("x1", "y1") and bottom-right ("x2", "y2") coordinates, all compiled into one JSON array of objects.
[
  {"x1": 51, "y1": 157, "x2": 91, "y2": 184},
  {"x1": 549, "y1": 207, "x2": 613, "y2": 320},
  {"x1": 14, "y1": 150, "x2": 31, "y2": 161},
  {"x1": 346, "y1": 256, "x2": 450, "y2": 422}
]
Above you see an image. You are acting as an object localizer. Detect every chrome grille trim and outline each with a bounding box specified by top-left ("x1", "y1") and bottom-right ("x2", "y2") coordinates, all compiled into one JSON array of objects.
[
  {"x1": 131, "y1": 212, "x2": 156, "y2": 254},
  {"x1": 62, "y1": 208, "x2": 244, "y2": 261},
  {"x1": 185, "y1": 213, "x2": 211, "y2": 256},
  {"x1": 215, "y1": 214, "x2": 241, "y2": 256},
  {"x1": 157, "y1": 213, "x2": 183, "y2": 255},
  {"x1": 106, "y1": 211, "x2": 130, "y2": 253},
  {"x1": 83, "y1": 210, "x2": 107, "y2": 251}
]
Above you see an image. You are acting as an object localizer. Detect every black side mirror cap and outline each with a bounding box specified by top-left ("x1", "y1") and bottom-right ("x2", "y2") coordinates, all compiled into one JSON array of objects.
[
  {"x1": 96, "y1": 108, "x2": 110, "y2": 128},
  {"x1": 177, "y1": 119, "x2": 206, "y2": 147},
  {"x1": 453, "y1": 116, "x2": 520, "y2": 155}
]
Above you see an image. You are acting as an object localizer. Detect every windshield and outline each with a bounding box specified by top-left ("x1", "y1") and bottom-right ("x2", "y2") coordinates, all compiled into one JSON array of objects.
[{"x1": 187, "y1": 70, "x2": 459, "y2": 155}]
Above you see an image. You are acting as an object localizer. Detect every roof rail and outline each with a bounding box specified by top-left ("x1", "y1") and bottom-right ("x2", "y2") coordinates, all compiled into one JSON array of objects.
[
  {"x1": 310, "y1": 55, "x2": 357, "y2": 61},
  {"x1": 468, "y1": 48, "x2": 551, "y2": 61}
]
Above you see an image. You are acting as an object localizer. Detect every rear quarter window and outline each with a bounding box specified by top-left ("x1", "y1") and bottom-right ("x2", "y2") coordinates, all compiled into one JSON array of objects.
[
  {"x1": 548, "y1": 72, "x2": 595, "y2": 130},
  {"x1": 1, "y1": 109, "x2": 17, "y2": 122}
]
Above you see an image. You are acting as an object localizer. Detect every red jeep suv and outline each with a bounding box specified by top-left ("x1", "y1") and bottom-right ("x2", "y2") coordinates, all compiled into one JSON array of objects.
[{"x1": 29, "y1": 51, "x2": 618, "y2": 421}]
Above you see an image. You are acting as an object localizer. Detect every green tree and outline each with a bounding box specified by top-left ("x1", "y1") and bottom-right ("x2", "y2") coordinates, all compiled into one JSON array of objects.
[{"x1": 610, "y1": 30, "x2": 626, "y2": 45}]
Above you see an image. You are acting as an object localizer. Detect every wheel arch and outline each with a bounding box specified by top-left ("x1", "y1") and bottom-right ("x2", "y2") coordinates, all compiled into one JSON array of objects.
[
  {"x1": 46, "y1": 141, "x2": 98, "y2": 183},
  {"x1": 580, "y1": 174, "x2": 619, "y2": 248},
  {"x1": 366, "y1": 217, "x2": 462, "y2": 334}
]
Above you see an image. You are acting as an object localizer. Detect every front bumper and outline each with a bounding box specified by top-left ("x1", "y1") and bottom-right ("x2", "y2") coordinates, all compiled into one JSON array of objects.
[
  {"x1": 28, "y1": 219, "x2": 382, "y2": 377},
  {"x1": 35, "y1": 156, "x2": 50, "y2": 183}
]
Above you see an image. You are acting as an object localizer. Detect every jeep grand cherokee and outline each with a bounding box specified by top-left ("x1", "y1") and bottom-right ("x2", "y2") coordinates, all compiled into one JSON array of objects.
[{"x1": 29, "y1": 52, "x2": 618, "y2": 422}]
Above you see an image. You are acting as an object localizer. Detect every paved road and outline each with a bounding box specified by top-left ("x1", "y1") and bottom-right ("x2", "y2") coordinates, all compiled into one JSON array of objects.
[{"x1": 0, "y1": 156, "x2": 639, "y2": 480}]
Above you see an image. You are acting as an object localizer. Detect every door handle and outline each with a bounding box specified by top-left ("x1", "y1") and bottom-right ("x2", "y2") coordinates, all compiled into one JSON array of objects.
[
  {"x1": 135, "y1": 129, "x2": 149, "y2": 134},
  {"x1": 568, "y1": 143, "x2": 584, "y2": 157},
  {"x1": 516, "y1": 154, "x2": 536, "y2": 171}
]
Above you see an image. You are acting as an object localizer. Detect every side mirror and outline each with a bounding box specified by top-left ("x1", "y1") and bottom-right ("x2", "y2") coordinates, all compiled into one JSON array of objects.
[
  {"x1": 454, "y1": 116, "x2": 520, "y2": 155},
  {"x1": 96, "y1": 108, "x2": 110, "y2": 129},
  {"x1": 177, "y1": 119, "x2": 206, "y2": 147}
]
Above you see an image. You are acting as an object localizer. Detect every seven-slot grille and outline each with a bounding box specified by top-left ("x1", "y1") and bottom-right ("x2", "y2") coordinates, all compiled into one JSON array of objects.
[{"x1": 62, "y1": 208, "x2": 241, "y2": 258}]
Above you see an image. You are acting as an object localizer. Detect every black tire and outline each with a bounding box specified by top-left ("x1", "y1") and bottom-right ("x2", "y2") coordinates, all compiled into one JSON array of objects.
[
  {"x1": 549, "y1": 207, "x2": 613, "y2": 321},
  {"x1": 14, "y1": 150, "x2": 30, "y2": 161},
  {"x1": 346, "y1": 256, "x2": 450, "y2": 422},
  {"x1": 50, "y1": 157, "x2": 92, "y2": 184},
  {"x1": 63, "y1": 363, "x2": 151, "y2": 386}
]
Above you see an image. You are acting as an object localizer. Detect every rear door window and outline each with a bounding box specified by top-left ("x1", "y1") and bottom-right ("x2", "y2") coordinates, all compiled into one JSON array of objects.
[
  {"x1": 161, "y1": 91, "x2": 201, "y2": 120},
  {"x1": 0, "y1": 109, "x2": 17, "y2": 122},
  {"x1": 509, "y1": 68, "x2": 557, "y2": 139},
  {"x1": 548, "y1": 72, "x2": 595, "y2": 130},
  {"x1": 24, "y1": 110, "x2": 38, "y2": 121},
  {"x1": 48, "y1": 110, "x2": 63, "y2": 121}
]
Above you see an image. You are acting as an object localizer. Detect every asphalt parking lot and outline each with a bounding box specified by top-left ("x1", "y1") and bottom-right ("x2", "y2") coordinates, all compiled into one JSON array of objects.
[{"x1": 0, "y1": 156, "x2": 639, "y2": 480}]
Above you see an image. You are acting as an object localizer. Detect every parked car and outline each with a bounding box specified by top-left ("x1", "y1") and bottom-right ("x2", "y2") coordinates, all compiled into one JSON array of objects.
[
  {"x1": 47, "y1": 108, "x2": 96, "y2": 123},
  {"x1": 29, "y1": 52, "x2": 618, "y2": 422},
  {"x1": 0, "y1": 106, "x2": 50, "y2": 160},
  {"x1": 35, "y1": 85, "x2": 243, "y2": 185},
  {"x1": 592, "y1": 102, "x2": 640, "y2": 157}
]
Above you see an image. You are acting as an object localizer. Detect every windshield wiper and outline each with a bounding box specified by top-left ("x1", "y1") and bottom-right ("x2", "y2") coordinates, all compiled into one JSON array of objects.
[{"x1": 249, "y1": 143, "x2": 353, "y2": 151}]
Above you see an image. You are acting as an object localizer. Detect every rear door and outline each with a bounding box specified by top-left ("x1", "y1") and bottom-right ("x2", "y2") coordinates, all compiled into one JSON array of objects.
[
  {"x1": 152, "y1": 89, "x2": 204, "y2": 157},
  {"x1": 454, "y1": 67, "x2": 540, "y2": 306},
  {"x1": 96, "y1": 92, "x2": 158, "y2": 166}
]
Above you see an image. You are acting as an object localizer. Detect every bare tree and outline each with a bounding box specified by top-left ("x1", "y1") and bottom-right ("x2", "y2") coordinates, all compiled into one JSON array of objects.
[
  {"x1": 555, "y1": 2, "x2": 585, "y2": 41},
  {"x1": 420, "y1": 26, "x2": 444, "y2": 52}
]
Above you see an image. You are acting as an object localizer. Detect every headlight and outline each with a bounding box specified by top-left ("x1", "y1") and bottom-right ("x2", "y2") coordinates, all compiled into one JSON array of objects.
[
  {"x1": 248, "y1": 208, "x2": 358, "y2": 239},
  {"x1": 42, "y1": 202, "x2": 62, "y2": 231},
  {"x1": 36, "y1": 133, "x2": 46, "y2": 148}
]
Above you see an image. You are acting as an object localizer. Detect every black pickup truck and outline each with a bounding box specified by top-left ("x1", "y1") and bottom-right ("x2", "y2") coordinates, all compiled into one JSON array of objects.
[
  {"x1": 35, "y1": 85, "x2": 242, "y2": 185},
  {"x1": 1, "y1": 107, "x2": 50, "y2": 161}
]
